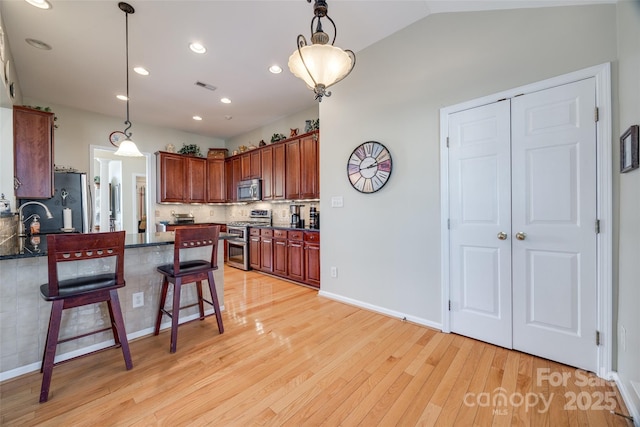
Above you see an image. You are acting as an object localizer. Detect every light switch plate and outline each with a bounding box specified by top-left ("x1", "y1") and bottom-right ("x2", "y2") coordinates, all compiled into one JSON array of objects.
[{"x1": 331, "y1": 196, "x2": 343, "y2": 208}]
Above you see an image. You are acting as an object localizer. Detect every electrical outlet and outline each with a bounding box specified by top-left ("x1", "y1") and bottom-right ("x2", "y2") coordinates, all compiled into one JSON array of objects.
[
  {"x1": 210, "y1": 210, "x2": 215, "y2": 216},
  {"x1": 155, "y1": 210, "x2": 160, "y2": 217},
  {"x1": 330, "y1": 267, "x2": 338, "y2": 278},
  {"x1": 133, "y1": 292, "x2": 144, "y2": 308}
]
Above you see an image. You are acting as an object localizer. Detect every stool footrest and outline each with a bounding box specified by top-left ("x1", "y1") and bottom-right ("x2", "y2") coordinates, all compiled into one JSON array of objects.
[{"x1": 57, "y1": 326, "x2": 113, "y2": 345}]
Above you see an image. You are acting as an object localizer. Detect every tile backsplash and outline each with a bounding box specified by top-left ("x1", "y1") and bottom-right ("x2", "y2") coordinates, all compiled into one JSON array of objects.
[{"x1": 0, "y1": 216, "x2": 18, "y2": 256}]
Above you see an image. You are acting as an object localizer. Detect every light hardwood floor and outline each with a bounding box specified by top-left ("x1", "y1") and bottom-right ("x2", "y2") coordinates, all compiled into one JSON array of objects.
[{"x1": 1, "y1": 268, "x2": 633, "y2": 426}]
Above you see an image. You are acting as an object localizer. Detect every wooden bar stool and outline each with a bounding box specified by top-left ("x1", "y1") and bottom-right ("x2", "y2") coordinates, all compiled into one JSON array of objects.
[
  {"x1": 154, "y1": 225, "x2": 224, "y2": 353},
  {"x1": 39, "y1": 231, "x2": 132, "y2": 403}
]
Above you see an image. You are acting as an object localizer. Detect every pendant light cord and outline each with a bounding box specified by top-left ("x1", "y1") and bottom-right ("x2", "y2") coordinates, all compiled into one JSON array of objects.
[{"x1": 123, "y1": 6, "x2": 132, "y2": 139}]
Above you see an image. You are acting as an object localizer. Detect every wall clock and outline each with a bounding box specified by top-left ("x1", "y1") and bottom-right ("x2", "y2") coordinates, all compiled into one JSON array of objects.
[{"x1": 347, "y1": 141, "x2": 392, "y2": 193}]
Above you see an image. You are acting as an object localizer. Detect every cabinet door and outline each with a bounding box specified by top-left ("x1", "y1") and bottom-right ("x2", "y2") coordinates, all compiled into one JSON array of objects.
[
  {"x1": 273, "y1": 238, "x2": 288, "y2": 276},
  {"x1": 273, "y1": 143, "x2": 286, "y2": 200},
  {"x1": 157, "y1": 152, "x2": 186, "y2": 202},
  {"x1": 304, "y1": 243, "x2": 320, "y2": 287},
  {"x1": 250, "y1": 150, "x2": 261, "y2": 178},
  {"x1": 300, "y1": 134, "x2": 319, "y2": 199},
  {"x1": 288, "y1": 240, "x2": 304, "y2": 281},
  {"x1": 206, "y1": 159, "x2": 226, "y2": 202},
  {"x1": 13, "y1": 106, "x2": 54, "y2": 198},
  {"x1": 285, "y1": 140, "x2": 301, "y2": 199},
  {"x1": 187, "y1": 157, "x2": 206, "y2": 203},
  {"x1": 249, "y1": 235, "x2": 261, "y2": 270},
  {"x1": 240, "y1": 153, "x2": 252, "y2": 180},
  {"x1": 261, "y1": 146, "x2": 273, "y2": 200},
  {"x1": 260, "y1": 237, "x2": 273, "y2": 272},
  {"x1": 226, "y1": 157, "x2": 241, "y2": 201}
]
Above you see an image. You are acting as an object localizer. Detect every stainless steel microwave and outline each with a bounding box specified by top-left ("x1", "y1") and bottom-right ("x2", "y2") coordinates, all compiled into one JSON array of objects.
[{"x1": 237, "y1": 179, "x2": 262, "y2": 202}]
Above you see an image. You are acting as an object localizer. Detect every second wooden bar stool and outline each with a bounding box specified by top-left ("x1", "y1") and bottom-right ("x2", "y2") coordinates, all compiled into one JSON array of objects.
[{"x1": 154, "y1": 225, "x2": 224, "y2": 352}]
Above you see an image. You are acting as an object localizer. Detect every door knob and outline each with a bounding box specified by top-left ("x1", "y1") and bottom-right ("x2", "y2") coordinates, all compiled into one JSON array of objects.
[
  {"x1": 516, "y1": 232, "x2": 526, "y2": 241},
  {"x1": 497, "y1": 232, "x2": 507, "y2": 240}
]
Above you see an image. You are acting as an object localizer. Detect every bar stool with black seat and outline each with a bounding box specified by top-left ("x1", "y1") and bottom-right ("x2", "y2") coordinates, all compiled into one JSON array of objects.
[
  {"x1": 154, "y1": 225, "x2": 224, "y2": 353},
  {"x1": 39, "y1": 231, "x2": 132, "y2": 403}
]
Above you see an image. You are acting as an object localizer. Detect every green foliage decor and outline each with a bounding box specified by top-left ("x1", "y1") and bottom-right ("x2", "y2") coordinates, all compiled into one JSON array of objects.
[{"x1": 177, "y1": 143, "x2": 202, "y2": 157}]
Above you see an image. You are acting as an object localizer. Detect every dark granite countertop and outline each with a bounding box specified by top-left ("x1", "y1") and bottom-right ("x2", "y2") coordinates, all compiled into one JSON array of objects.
[{"x1": 0, "y1": 231, "x2": 234, "y2": 260}]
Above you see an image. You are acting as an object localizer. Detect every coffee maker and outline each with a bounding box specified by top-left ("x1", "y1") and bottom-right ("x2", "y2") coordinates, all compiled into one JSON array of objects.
[
  {"x1": 309, "y1": 205, "x2": 319, "y2": 229},
  {"x1": 290, "y1": 204, "x2": 304, "y2": 228}
]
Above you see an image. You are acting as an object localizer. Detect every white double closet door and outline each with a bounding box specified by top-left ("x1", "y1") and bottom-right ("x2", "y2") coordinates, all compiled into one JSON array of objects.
[{"x1": 448, "y1": 78, "x2": 598, "y2": 372}]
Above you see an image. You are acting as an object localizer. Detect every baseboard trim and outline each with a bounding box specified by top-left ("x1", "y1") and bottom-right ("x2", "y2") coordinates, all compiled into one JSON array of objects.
[
  {"x1": 611, "y1": 372, "x2": 640, "y2": 427},
  {"x1": 318, "y1": 290, "x2": 442, "y2": 331}
]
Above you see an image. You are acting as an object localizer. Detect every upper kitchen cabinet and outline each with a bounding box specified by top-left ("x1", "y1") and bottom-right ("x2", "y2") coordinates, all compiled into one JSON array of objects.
[
  {"x1": 206, "y1": 159, "x2": 225, "y2": 203},
  {"x1": 240, "y1": 150, "x2": 261, "y2": 181},
  {"x1": 13, "y1": 106, "x2": 55, "y2": 199},
  {"x1": 225, "y1": 157, "x2": 241, "y2": 202},
  {"x1": 286, "y1": 131, "x2": 319, "y2": 200},
  {"x1": 156, "y1": 151, "x2": 206, "y2": 203},
  {"x1": 261, "y1": 144, "x2": 286, "y2": 201}
]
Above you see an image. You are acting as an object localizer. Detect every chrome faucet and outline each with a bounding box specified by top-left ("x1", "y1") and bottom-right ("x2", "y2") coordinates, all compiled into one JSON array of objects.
[{"x1": 18, "y1": 201, "x2": 54, "y2": 236}]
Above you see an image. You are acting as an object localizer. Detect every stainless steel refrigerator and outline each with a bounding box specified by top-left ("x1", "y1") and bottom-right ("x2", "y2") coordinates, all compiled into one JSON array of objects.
[{"x1": 18, "y1": 172, "x2": 91, "y2": 233}]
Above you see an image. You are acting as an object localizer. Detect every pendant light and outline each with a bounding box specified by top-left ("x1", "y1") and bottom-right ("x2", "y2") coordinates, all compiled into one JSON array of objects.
[
  {"x1": 113, "y1": 2, "x2": 143, "y2": 157},
  {"x1": 288, "y1": 0, "x2": 355, "y2": 102}
]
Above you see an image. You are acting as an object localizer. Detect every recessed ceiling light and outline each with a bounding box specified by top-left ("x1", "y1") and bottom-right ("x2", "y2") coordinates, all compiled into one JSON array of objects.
[
  {"x1": 116, "y1": 95, "x2": 128, "y2": 101},
  {"x1": 193, "y1": 116, "x2": 203, "y2": 121},
  {"x1": 189, "y1": 42, "x2": 206, "y2": 54},
  {"x1": 221, "y1": 98, "x2": 231, "y2": 104},
  {"x1": 224, "y1": 115, "x2": 232, "y2": 120},
  {"x1": 25, "y1": 38, "x2": 51, "y2": 50},
  {"x1": 134, "y1": 67, "x2": 149, "y2": 76},
  {"x1": 25, "y1": 0, "x2": 51, "y2": 9},
  {"x1": 269, "y1": 65, "x2": 282, "y2": 74}
]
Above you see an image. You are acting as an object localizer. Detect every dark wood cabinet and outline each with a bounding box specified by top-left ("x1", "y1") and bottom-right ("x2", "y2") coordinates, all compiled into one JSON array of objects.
[
  {"x1": 285, "y1": 132, "x2": 319, "y2": 199},
  {"x1": 261, "y1": 144, "x2": 286, "y2": 201},
  {"x1": 287, "y1": 231, "x2": 305, "y2": 282},
  {"x1": 225, "y1": 157, "x2": 241, "y2": 202},
  {"x1": 156, "y1": 152, "x2": 208, "y2": 203},
  {"x1": 13, "y1": 106, "x2": 55, "y2": 199},
  {"x1": 206, "y1": 159, "x2": 225, "y2": 202},
  {"x1": 240, "y1": 151, "x2": 261, "y2": 181},
  {"x1": 186, "y1": 156, "x2": 206, "y2": 203},
  {"x1": 157, "y1": 152, "x2": 186, "y2": 203},
  {"x1": 260, "y1": 229, "x2": 273, "y2": 272},
  {"x1": 249, "y1": 228, "x2": 261, "y2": 270},
  {"x1": 304, "y1": 231, "x2": 320, "y2": 288},
  {"x1": 273, "y1": 229, "x2": 288, "y2": 276}
]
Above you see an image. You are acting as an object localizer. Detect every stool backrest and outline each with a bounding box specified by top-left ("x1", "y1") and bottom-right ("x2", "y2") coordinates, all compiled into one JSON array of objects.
[
  {"x1": 46, "y1": 231, "x2": 126, "y2": 297},
  {"x1": 172, "y1": 225, "x2": 220, "y2": 274}
]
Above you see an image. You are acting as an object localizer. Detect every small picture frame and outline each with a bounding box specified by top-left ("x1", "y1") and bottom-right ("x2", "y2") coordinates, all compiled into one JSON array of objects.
[{"x1": 620, "y1": 125, "x2": 639, "y2": 173}]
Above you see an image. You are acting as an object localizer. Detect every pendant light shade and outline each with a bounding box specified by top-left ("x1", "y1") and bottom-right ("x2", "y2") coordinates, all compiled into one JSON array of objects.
[
  {"x1": 288, "y1": 0, "x2": 355, "y2": 102},
  {"x1": 114, "y1": 2, "x2": 143, "y2": 157},
  {"x1": 114, "y1": 138, "x2": 143, "y2": 157}
]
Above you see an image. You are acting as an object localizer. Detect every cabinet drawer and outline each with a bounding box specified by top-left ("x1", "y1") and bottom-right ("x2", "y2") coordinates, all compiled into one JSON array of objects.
[
  {"x1": 288, "y1": 231, "x2": 304, "y2": 241},
  {"x1": 273, "y1": 229, "x2": 288, "y2": 238},
  {"x1": 260, "y1": 229, "x2": 273, "y2": 237},
  {"x1": 250, "y1": 228, "x2": 260, "y2": 236},
  {"x1": 304, "y1": 231, "x2": 320, "y2": 243}
]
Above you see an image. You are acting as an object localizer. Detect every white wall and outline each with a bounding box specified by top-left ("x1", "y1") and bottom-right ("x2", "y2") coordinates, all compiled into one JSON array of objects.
[
  {"x1": 319, "y1": 4, "x2": 617, "y2": 328},
  {"x1": 615, "y1": 0, "x2": 640, "y2": 419}
]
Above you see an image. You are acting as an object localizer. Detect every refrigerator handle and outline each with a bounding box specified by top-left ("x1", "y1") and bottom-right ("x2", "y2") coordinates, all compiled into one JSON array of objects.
[{"x1": 87, "y1": 183, "x2": 94, "y2": 233}]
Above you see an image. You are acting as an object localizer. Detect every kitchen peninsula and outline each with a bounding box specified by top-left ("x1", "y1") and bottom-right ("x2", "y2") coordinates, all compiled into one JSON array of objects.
[{"x1": 0, "y1": 231, "x2": 229, "y2": 380}]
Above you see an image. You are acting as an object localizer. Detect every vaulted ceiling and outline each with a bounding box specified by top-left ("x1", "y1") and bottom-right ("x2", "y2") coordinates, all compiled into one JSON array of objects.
[{"x1": 0, "y1": 0, "x2": 611, "y2": 140}]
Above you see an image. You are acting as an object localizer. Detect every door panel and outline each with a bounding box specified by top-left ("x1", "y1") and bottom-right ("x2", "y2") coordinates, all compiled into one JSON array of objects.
[
  {"x1": 449, "y1": 101, "x2": 512, "y2": 348},
  {"x1": 511, "y1": 78, "x2": 597, "y2": 372}
]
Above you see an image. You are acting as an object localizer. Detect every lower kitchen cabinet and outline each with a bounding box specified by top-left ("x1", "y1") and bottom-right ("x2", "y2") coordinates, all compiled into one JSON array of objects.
[
  {"x1": 249, "y1": 229, "x2": 261, "y2": 270},
  {"x1": 287, "y1": 231, "x2": 305, "y2": 282},
  {"x1": 273, "y1": 229, "x2": 288, "y2": 276},
  {"x1": 248, "y1": 228, "x2": 320, "y2": 288},
  {"x1": 304, "y1": 232, "x2": 320, "y2": 288},
  {"x1": 260, "y1": 229, "x2": 273, "y2": 272}
]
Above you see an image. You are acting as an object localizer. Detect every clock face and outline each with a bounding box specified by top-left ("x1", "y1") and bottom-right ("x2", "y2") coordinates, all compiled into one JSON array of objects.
[{"x1": 347, "y1": 141, "x2": 392, "y2": 193}]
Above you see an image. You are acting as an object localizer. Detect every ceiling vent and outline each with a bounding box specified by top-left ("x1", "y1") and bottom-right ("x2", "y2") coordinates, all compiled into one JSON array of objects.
[{"x1": 195, "y1": 81, "x2": 217, "y2": 91}]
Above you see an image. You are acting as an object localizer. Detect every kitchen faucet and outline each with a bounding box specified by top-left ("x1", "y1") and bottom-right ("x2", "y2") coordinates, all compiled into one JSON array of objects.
[{"x1": 18, "y1": 201, "x2": 54, "y2": 236}]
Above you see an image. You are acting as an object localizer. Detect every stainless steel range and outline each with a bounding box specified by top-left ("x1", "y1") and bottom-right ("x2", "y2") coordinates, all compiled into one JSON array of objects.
[{"x1": 226, "y1": 209, "x2": 271, "y2": 270}]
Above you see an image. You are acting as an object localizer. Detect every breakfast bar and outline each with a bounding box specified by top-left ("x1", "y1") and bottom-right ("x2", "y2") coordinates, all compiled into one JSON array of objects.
[{"x1": 0, "y1": 231, "x2": 230, "y2": 379}]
